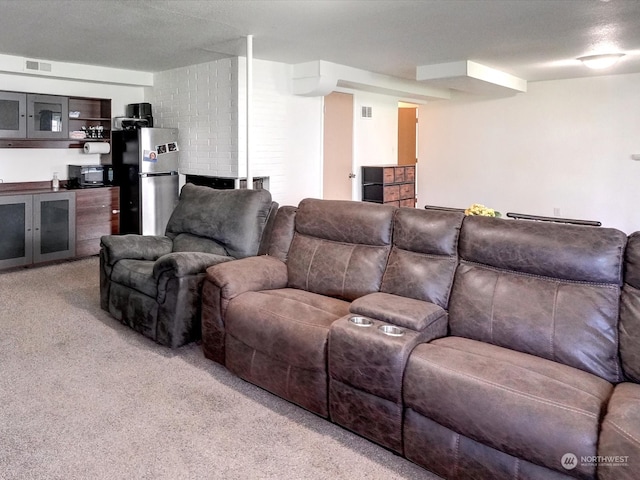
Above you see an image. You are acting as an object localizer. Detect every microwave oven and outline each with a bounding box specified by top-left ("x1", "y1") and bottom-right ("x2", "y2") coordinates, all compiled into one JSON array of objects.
[{"x1": 67, "y1": 165, "x2": 113, "y2": 188}]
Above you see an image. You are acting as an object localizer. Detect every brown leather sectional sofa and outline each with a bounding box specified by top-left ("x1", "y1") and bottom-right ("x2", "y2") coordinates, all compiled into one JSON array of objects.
[{"x1": 199, "y1": 198, "x2": 640, "y2": 480}]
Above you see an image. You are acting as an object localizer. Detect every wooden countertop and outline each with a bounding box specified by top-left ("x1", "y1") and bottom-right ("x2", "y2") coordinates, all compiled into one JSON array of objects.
[
  {"x1": 0, "y1": 181, "x2": 65, "y2": 196},
  {"x1": 0, "y1": 181, "x2": 115, "y2": 196}
]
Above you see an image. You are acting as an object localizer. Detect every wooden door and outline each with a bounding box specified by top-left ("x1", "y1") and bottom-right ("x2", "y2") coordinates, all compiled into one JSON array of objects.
[
  {"x1": 398, "y1": 105, "x2": 417, "y2": 166},
  {"x1": 323, "y1": 92, "x2": 354, "y2": 200}
]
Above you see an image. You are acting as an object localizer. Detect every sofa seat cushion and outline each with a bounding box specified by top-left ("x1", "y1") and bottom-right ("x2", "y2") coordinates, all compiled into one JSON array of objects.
[
  {"x1": 111, "y1": 259, "x2": 157, "y2": 298},
  {"x1": 225, "y1": 288, "x2": 350, "y2": 371},
  {"x1": 404, "y1": 336, "x2": 613, "y2": 478}
]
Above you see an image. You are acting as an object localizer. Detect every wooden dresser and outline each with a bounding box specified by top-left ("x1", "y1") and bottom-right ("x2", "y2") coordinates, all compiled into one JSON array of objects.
[{"x1": 361, "y1": 165, "x2": 416, "y2": 207}]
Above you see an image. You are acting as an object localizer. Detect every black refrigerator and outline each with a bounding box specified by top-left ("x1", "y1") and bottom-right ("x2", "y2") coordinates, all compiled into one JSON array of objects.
[{"x1": 112, "y1": 128, "x2": 180, "y2": 235}]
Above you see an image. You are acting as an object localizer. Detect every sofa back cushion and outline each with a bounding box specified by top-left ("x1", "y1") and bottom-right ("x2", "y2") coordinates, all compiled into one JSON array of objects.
[
  {"x1": 257, "y1": 201, "x2": 280, "y2": 256},
  {"x1": 449, "y1": 216, "x2": 626, "y2": 382},
  {"x1": 620, "y1": 231, "x2": 640, "y2": 382},
  {"x1": 166, "y1": 184, "x2": 273, "y2": 259},
  {"x1": 287, "y1": 198, "x2": 395, "y2": 301},
  {"x1": 266, "y1": 205, "x2": 298, "y2": 262},
  {"x1": 381, "y1": 208, "x2": 464, "y2": 308}
]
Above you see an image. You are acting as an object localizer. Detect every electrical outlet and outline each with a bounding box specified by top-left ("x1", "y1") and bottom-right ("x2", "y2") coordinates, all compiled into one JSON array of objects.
[{"x1": 553, "y1": 207, "x2": 561, "y2": 216}]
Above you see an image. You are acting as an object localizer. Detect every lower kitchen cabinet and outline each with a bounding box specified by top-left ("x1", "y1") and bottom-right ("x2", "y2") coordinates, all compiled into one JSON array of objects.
[
  {"x1": 75, "y1": 187, "x2": 120, "y2": 257},
  {"x1": 0, "y1": 191, "x2": 76, "y2": 269}
]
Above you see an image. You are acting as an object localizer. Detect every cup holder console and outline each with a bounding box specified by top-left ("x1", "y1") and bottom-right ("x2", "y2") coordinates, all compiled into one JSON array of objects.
[
  {"x1": 378, "y1": 325, "x2": 405, "y2": 337},
  {"x1": 349, "y1": 316, "x2": 373, "y2": 327},
  {"x1": 348, "y1": 316, "x2": 406, "y2": 336}
]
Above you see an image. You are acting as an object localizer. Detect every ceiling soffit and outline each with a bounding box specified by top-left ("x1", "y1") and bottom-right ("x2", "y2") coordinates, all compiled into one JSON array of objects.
[{"x1": 292, "y1": 59, "x2": 527, "y2": 101}]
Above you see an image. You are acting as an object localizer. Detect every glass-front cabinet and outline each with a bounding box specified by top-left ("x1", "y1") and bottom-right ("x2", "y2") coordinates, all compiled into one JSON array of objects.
[
  {"x1": 0, "y1": 91, "x2": 26, "y2": 138},
  {"x1": 0, "y1": 192, "x2": 75, "y2": 269},
  {"x1": 27, "y1": 94, "x2": 68, "y2": 139},
  {"x1": 34, "y1": 192, "x2": 76, "y2": 262},
  {"x1": 0, "y1": 93, "x2": 69, "y2": 140},
  {"x1": 0, "y1": 194, "x2": 32, "y2": 268}
]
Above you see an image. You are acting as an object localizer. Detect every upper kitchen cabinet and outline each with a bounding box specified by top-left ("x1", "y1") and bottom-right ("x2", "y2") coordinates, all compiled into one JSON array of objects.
[
  {"x1": 0, "y1": 90, "x2": 111, "y2": 149},
  {"x1": 27, "y1": 94, "x2": 69, "y2": 139},
  {"x1": 0, "y1": 91, "x2": 27, "y2": 138},
  {"x1": 67, "y1": 96, "x2": 111, "y2": 144}
]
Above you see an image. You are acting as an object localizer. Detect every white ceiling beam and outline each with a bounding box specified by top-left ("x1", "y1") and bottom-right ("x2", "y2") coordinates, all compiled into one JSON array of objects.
[
  {"x1": 293, "y1": 60, "x2": 451, "y2": 102},
  {"x1": 417, "y1": 60, "x2": 527, "y2": 95}
]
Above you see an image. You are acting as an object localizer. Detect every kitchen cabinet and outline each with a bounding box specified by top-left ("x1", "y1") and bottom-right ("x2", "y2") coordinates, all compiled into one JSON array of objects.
[
  {"x1": 0, "y1": 191, "x2": 76, "y2": 269},
  {"x1": 0, "y1": 93, "x2": 68, "y2": 140},
  {"x1": 75, "y1": 187, "x2": 120, "y2": 257},
  {"x1": 68, "y1": 96, "x2": 112, "y2": 148},
  {"x1": 0, "y1": 91, "x2": 26, "y2": 138},
  {"x1": 27, "y1": 94, "x2": 69, "y2": 139},
  {"x1": 0, "y1": 90, "x2": 110, "y2": 149},
  {"x1": 361, "y1": 165, "x2": 416, "y2": 207}
]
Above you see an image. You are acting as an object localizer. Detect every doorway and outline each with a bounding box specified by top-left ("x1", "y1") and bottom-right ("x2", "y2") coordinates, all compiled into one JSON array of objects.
[
  {"x1": 398, "y1": 102, "x2": 418, "y2": 206},
  {"x1": 323, "y1": 92, "x2": 354, "y2": 200},
  {"x1": 398, "y1": 103, "x2": 417, "y2": 166}
]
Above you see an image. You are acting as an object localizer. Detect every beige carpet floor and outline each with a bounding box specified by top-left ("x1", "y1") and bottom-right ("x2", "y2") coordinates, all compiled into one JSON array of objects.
[{"x1": 0, "y1": 257, "x2": 440, "y2": 480}]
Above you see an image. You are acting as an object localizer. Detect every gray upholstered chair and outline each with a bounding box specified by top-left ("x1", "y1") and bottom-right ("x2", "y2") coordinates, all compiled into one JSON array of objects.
[{"x1": 99, "y1": 183, "x2": 277, "y2": 348}]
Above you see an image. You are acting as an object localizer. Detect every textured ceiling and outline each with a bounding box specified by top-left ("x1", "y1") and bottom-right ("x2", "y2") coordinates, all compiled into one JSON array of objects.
[{"x1": 0, "y1": 0, "x2": 639, "y2": 83}]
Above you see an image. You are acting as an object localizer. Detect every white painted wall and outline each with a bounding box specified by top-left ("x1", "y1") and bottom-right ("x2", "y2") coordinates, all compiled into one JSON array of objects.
[
  {"x1": 285, "y1": 94, "x2": 323, "y2": 204},
  {"x1": 0, "y1": 73, "x2": 145, "y2": 183},
  {"x1": 418, "y1": 73, "x2": 640, "y2": 234},
  {"x1": 349, "y1": 91, "x2": 399, "y2": 200}
]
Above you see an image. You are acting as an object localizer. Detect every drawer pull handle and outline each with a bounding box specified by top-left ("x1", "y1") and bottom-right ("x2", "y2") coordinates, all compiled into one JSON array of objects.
[{"x1": 112, "y1": 210, "x2": 120, "y2": 214}]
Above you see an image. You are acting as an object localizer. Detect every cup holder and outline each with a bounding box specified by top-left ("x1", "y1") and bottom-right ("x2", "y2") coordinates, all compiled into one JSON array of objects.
[
  {"x1": 349, "y1": 316, "x2": 373, "y2": 327},
  {"x1": 378, "y1": 325, "x2": 405, "y2": 337}
]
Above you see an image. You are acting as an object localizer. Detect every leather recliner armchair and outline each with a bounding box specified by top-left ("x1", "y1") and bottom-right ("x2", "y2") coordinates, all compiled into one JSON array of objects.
[{"x1": 99, "y1": 183, "x2": 277, "y2": 348}]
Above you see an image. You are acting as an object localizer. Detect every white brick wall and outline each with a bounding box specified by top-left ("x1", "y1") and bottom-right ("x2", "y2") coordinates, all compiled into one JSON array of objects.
[
  {"x1": 241, "y1": 58, "x2": 323, "y2": 203},
  {"x1": 146, "y1": 58, "x2": 240, "y2": 177},
  {"x1": 144, "y1": 56, "x2": 324, "y2": 204},
  {"x1": 250, "y1": 59, "x2": 289, "y2": 199}
]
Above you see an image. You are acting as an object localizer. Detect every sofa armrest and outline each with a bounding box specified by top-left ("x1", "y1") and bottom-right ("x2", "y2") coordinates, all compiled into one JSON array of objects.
[
  {"x1": 100, "y1": 234, "x2": 173, "y2": 266},
  {"x1": 598, "y1": 382, "x2": 640, "y2": 479},
  {"x1": 350, "y1": 292, "x2": 447, "y2": 332},
  {"x1": 153, "y1": 252, "x2": 234, "y2": 279},
  {"x1": 205, "y1": 255, "x2": 288, "y2": 302}
]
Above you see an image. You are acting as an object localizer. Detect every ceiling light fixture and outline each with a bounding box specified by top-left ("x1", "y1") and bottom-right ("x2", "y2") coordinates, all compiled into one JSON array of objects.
[{"x1": 577, "y1": 53, "x2": 625, "y2": 69}]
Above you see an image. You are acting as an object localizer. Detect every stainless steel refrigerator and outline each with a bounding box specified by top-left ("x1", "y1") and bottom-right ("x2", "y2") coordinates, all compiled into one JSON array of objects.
[{"x1": 112, "y1": 128, "x2": 180, "y2": 235}]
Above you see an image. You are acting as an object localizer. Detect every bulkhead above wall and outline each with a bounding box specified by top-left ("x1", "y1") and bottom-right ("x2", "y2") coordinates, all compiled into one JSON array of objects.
[
  {"x1": 292, "y1": 59, "x2": 527, "y2": 101},
  {"x1": 0, "y1": 53, "x2": 152, "y2": 86},
  {"x1": 292, "y1": 60, "x2": 450, "y2": 103}
]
